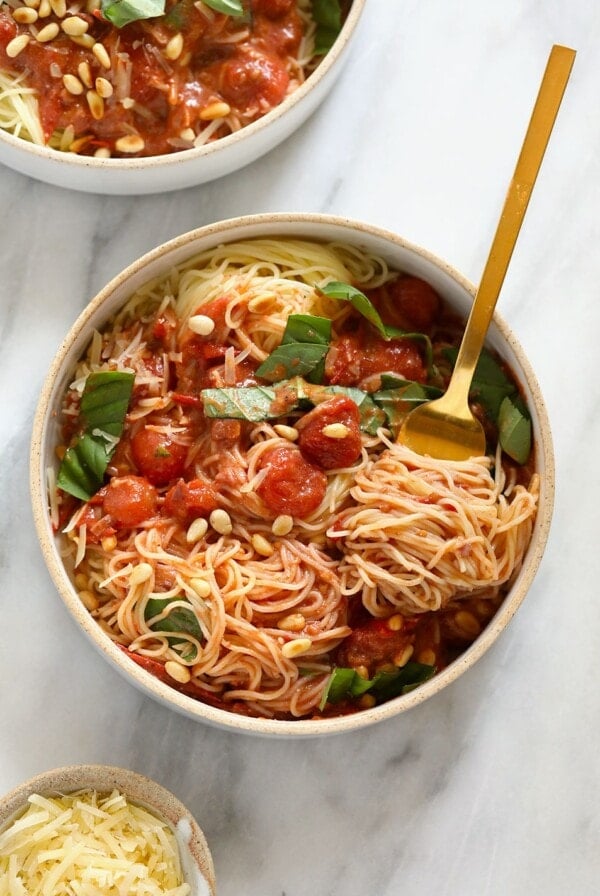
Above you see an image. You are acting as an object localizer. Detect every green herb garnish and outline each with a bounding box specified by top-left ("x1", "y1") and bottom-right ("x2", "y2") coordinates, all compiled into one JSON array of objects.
[
  {"x1": 201, "y1": 377, "x2": 387, "y2": 434},
  {"x1": 256, "y1": 314, "x2": 331, "y2": 384},
  {"x1": 203, "y1": 0, "x2": 245, "y2": 14},
  {"x1": 498, "y1": 394, "x2": 531, "y2": 464},
  {"x1": 145, "y1": 596, "x2": 204, "y2": 661},
  {"x1": 320, "y1": 662, "x2": 436, "y2": 710},
  {"x1": 443, "y1": 347, "x2": 531, "y2": 461},
  {"x1": 101, "y1": 0, "x2": 165, "y2": 27},
  {"x1": 312, "y1": 0, "x2": 343, "y2": 54},
  {"x1": 57, "y1": 371, "x2": 134, "y2": 501}
]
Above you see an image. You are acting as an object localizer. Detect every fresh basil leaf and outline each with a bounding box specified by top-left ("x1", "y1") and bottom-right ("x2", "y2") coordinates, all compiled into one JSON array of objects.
[
  {"x1": 203, "y1": 0, "x2": 244, "y2": 14},
  {"x1": 256, "y1": 343, "x2": 330, "y2": 383},
  {"x1": 57, "y1": 371, "x2": 135, "y2": 500},
  {"x1": 257, "y1": 314, "x2": 332, "y2": 384},
  {"x1": 57, "y1": 434, "x2": 111, "y2": 501},
  {"x1": 312, "y1": 0, "x2": 342, "y2": 54},
  {"x1": 320, "y1": 661, "x2": 436, "y2": 709},
  {"x1": 373, "y1": 382, "x2": 444, "y2": 429},
  {"x1": 101, "y1": 0, "x2": 164, "y2": 26},
  {"x1": 320, "y1": 281, "x2": 433, "y2": 368},
  {"x1": 201, "y1": 379, "x2": 386, "y2": 434},
  {"x1": 443, "y1": 346, "x2": 516, "y2": 420},
  {"x1": 145, "y1": 596, "x2": 203, "y2": 660},
  {"x1": 202, "y1": 385, "x2": 277, "y2": 422},
  {"x1": 281, "y1": 314, "x2": 331, "y2": 346},
  {"x1": 498, "y1": 394, "x2": 531, "y2": 464},
  {"x1": 81, "y1": 371, "x2": 136, "y2": 436}
]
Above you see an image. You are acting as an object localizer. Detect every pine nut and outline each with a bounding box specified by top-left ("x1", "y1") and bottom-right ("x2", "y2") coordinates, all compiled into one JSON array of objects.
[
  {"x1": 92, "y1": 41, "x2": 111, "y2": 69},
  {"x1": 188, "y1": 314, "x2": 215, "y2": 336},
  {"x1": 355, "y1": 665, "x2": 370, "y2": 679},
  {"x1": 50, "y1": 0, "x2": 66, "y2": 16},
  {"x1": 62, "y1": 15, "x2": 88, "y2": 35},
  {"x1": 179, "y1": 127, "x2": 195, "y2": 141},
  {"x1": 79, "y1": 589, "x2": 99, "y2": 611},
  {"x1": 273, "y1": 424, "x2": 299, "y2": 441},
  {"x1": 251, "y1": 533, "x2": 273, "y2": 557},
  {"x1": 417, "y1": 648, "x2": 437, "y2": 666},
  {"x1": 130, "y1": 562, "x2": 153, "y2": 586},
  {"x1": 115, "y1": 134, "x2": 145, "y2": 153},
  {"x1": 454, "y1": 609, "x2": 481, "y2": 638},
  {"x1": 36, "y1": 22, "x2": 59, "y2": 41},
  {"x1": 94, "y1": 147, "x2": 111, "y2": 158},
  {"x1": 101, "y1": 534, "x2": 117, "y2": 552},
  {"x1": 23, "y1": 0, "x2": 40, "y2": 8},
  {"x1": 209, "y1": 508, "x2": 232, "y2": 535},
  {"x1": 70, "y1": 33, "x2": 94, "y2": 48},
  {"x1": 12, "y1": 7, "x2": 38, "y2": 23},
  {"x1": 95, "y1": 76, "x2": 113, "y2": 98},
  {"x1": 6, "y1": 34, "x2": 30, "y2": 57},
  {"x1": 281, "y1": 637, "x2": 312, "y2": 659},
  {"x1": 63, "y1": 74, "x2": 83, "y2": 95},
  {"x1": 394, "y1": 645, "x2": 414, "y2": 668},
  {"x1": 199, "y1": 101, "x2": 231, "y2": 121},
  {"x1": 190, "y1": 577, "x2": 211, "y2": 598},
  {"x1": 165, "y1": 660, "x2": 191, "y2": 684},
  {"x1": 186, "y1": 517, "x2": 208, "y2": 543},
  {"x1": 272, "y1": 515, "x2": 293, "y2": 537},
  {"x1": 322, "y1": 423, "x2": 349, "y2": 439},
  {"x1": 358, "y1": 694, "x2": 377, "y2": 709},
  {"x1": 387, "y1": 614, "x2": 404, "y2": 631},
  {"x1": 277, "y1": 613, "x2": 305, "y2": 632},
  {"x1": 37, "y1": 0, "x2": 51, "y2": 16},
  {"x1": 164, "y1": 32, "x2": 183, "y2": 60},
  {"x1": 78, "y1": 61, "x2": 92, "y2": 88},
  {"x1": 86, "y1": 89, "x2": 104, "y2": 120}
]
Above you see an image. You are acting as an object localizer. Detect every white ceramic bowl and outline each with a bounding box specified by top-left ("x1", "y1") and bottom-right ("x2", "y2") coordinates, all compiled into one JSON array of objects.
[
  {"x1": 0, "y1": 2, "x2": 364, "y2": 195},
  {"x1": 0, "y1": 764, "x2": 216, "y2": 894},
  {"x1": 30, "y1": 213, "x2": 555, "y2": 737}
]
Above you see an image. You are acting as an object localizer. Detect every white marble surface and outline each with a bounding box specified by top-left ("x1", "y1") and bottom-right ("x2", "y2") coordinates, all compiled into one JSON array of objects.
[{"x1": 0, "y1": 2, "x2": 598, "y2": 893}]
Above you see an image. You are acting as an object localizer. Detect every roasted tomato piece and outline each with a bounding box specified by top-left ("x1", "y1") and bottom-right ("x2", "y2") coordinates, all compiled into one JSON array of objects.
[
  {"x1": 253, "y1": 0, "x2": 296, "y2": 17},
  {"x1": 366, "y1": 277, "x2": 441, "y2": 333},
  {"x1": 219, "y1": 51, "x2": 289, "y2": 110},
  {"x1": 325, "y1": 332, "x2": 427, "y2": 387},
  {"x1": 102, "y1": 476, "x2": 158, "y2": 528},
  {"x1": 256, "y1": 446, "x2": 327, "y2": 517},
  {"x1": 335, "y1": 617, "x2": 417, "y2": 674},
  {"x1": 131, "y1": 427, "x2": 189, "y2": 486},
  {"x1": 296, "y1": 396, "x2": 362, "y2": 470},
  {"x1": 163, "y1": 478, "x2": 220, "y2": 524}
]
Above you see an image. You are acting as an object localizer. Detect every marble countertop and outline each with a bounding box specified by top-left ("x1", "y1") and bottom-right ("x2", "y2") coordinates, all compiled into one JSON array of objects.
[{"x1": 1, "y1": 2, "x2": 598, "y2": 893}]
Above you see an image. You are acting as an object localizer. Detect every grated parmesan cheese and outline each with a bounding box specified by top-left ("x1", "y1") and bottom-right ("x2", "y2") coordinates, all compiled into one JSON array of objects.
[{"x1": 0, "y1": 789, "x2": 192, "y2": 896}]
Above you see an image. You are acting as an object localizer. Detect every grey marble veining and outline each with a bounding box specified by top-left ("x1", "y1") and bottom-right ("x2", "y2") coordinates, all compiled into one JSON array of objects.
[{"x1": 1, "y1": 2, "x2": 600, "y2": 894}]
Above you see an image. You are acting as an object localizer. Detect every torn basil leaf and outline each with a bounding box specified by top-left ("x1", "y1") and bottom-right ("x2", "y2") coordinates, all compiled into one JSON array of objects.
[
  {"x1": 312, "y1": 0, "x2": 343, "y2": 54},
  {"x1": 201, "y1": 378, "x2": 387, "y2": 434},
  {"x1": 444, "y1": 346, "x2": 516, "y2": 420},
  {"x1": 320, "y1": 662, "x2": 436, "y2": 709},
  {"x1": 57, "y1": 371, "x2": 135, "y2": 501},
  {"x1": 145, "y1": 596, "x2": 203, "y2": 660},
  {"x1": 256, "y1": 314, "x2": 331, "y2": 384},
  {"x1": 498, "y1": 394, "x2": 531, "y2": 464},
  {"x1": 101, "y1": 0, "x2": 164, "y2": 27},
  {"x1": 319, "y1": 281, "x2": 433, "y2": 368}
]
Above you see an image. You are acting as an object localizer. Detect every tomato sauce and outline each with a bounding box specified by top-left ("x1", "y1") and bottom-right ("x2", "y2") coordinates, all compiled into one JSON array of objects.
[{"x1": 0, "y1": 0, "x2": 314, "y2": 157}]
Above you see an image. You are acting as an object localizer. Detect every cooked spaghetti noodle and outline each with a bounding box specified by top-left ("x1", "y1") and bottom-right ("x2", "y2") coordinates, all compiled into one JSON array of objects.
[
  {"x1": 0, "y1": 0, "x2": 331, "y2": 158},
  {"x1": 51, "y1": 238, "x2": 538, "y2": 719}
]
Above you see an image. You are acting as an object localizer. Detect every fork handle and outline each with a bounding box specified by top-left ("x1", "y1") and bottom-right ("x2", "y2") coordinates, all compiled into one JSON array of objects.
[{"x1": 446, "y1": 44, "x2": 576, "y2": 406}]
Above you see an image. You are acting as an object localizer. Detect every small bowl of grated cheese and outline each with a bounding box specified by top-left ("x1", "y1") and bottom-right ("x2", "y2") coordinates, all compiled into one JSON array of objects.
[{"x1": 0, "y1": 764, "x2": 216, "y2": 895}]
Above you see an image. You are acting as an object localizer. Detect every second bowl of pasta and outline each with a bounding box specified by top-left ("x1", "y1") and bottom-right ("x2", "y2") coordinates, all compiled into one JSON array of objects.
[{"x1": 30, "y1": 213, "x2": 554, "y2": 736}]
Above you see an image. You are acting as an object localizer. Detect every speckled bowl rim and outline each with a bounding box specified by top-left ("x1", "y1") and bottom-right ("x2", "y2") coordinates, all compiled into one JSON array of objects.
[
  {"x1": 0, "y1": 764, "x2": 216, "y2": 894},
  {"x1": 0, "y1": 1, "x2": 365, "y2": 175},
  {"x1": 30, "y1": 212, "x2": 555, "y2": 738}
]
